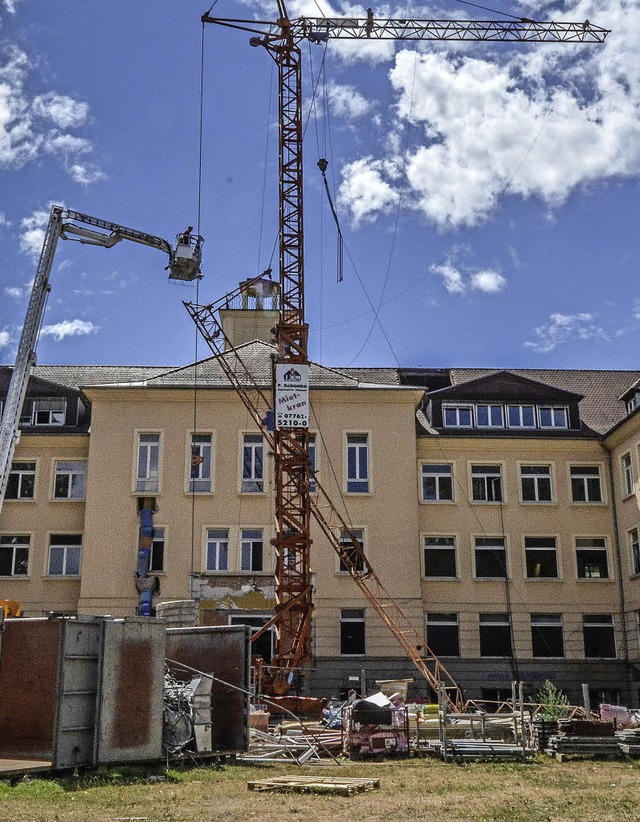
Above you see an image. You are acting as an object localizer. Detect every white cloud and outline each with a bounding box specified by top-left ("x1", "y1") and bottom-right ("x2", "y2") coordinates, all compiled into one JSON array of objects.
[
  {"x1": 470, "y1": 270, "x2": 506, "y2": 294},
  {"x1": 336, "y1": 1, "x2": 640, "y2": 228},
  {"x1": 0, "y1": 328, "x2": 9, "y2": 349},
  {"x1": 19, "y1": 207, "x2": 51, "y2": 259},
  {"x1": 68, "y1": 162, "x2": 107, "y2": 185},
  {"x1": 1, "y1": 1, "x2": 22, "y2": 14},
  {"x1": 4, "y1": 285, "x2": 23, "y2": 299},
  {"x1": 39, "y1": 318, "x2": 99, "y2": 342},
  {"x1": 633, "y1": 299, "x2": 640, "y2": 320},
  {"x1": 524, "y1": 312, "x2": 610, "y2": 354},
  {"x1": 430, "y1": 261, "x2": 505, "y2": 295},
  {"x1": 337, "y1": 156, "x2": 399, "y2": 223},
  {"x1": 0, "y1": 45, "x2": 102, "y2": 182},
  {"x1": 327, "y1": 81, "x2": 373, "y2": 120},
  {"x1": 0, "y1": 211, "x2": 8, "y2": 227}
]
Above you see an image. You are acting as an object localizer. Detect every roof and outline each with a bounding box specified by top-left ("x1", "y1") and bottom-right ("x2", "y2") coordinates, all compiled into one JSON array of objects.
[
  {"x1": 31, "y1": 364, "x2": 171, "y2": 388},
  {"x1": 428, "y1": 370, "x2": 583, "y2": 403},
  {"x1": 449, "y1": 368, "x2": 640, "y2": 435}
]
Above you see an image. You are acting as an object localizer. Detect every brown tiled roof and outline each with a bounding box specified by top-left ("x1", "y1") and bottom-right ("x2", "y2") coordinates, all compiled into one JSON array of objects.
[
  {"x1": 450, "y1": 368, "x2": 640, "y2": 435},
  {"x1": 32, "y1": 364, "x2": 171, "y2": 388}
]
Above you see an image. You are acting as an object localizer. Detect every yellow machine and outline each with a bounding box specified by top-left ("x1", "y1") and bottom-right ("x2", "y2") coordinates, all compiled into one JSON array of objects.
[{"x1": 0, "y1": 600, "x2": 22, "y2": 618}]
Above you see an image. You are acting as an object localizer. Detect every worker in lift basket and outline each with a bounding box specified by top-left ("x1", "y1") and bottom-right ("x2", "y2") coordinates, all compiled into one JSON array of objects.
[{"x1": 179, "y1": 226, "x2": 193, "y2": 245}]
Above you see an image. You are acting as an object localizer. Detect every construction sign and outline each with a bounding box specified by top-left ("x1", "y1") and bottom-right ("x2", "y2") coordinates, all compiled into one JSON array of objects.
[{"x1": 274, "y1": 364, "x2": 310, "y2": 429}]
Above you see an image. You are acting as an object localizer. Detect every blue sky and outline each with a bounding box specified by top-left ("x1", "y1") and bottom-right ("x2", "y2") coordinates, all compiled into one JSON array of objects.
[{"x1": 0, "y1": 0, "x2": 638, "y2": 371}]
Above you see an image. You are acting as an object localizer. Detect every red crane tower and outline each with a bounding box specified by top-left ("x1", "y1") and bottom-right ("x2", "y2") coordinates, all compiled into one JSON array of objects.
[{"x1": 193, "y1": 6, "x2": 608, "y2": 701}]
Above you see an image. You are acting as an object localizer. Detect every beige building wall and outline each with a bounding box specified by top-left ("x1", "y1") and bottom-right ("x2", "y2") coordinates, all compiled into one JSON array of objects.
[
  {"x1": 1, "y1": 433, "x2": 87, "y2": 614},
  {"x1": 417, "y1": 435, "x2": 622, "y2": 661}
]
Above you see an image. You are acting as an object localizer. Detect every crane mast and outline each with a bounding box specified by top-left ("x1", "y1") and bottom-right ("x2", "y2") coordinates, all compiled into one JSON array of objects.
[
  {"x1": 201, "y1": 6, "x2": 608, "y2": 695},
  {"x1": 0, "y1": 205, "x2": 203, "y2": 514}
]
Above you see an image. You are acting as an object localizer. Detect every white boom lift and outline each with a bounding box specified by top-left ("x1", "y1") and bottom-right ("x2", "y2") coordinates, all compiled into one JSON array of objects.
[{"x1": 0, "y1": 205, "x2": 203, "y2": 514}]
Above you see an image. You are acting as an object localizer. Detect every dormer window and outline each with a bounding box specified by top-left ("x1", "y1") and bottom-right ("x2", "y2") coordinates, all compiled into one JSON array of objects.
[
  {"x1": 476, "y1": 404, "x2": 504, "y2": 428},
  {"x1": 31, "y1": 398, "x2": 66, "y2": 426},
  {"x1": 626, "y1": 392, "x2": 640, "y2": 415},
  {"x1": 507, "y1": 404, "x2": 536, "y2": 428},
  {"x1": 538, "y1": 406, "x2": 568, "y2": 428},
  {"x1": 443, "y1": 405, "x2": 473, "y2": 427}
]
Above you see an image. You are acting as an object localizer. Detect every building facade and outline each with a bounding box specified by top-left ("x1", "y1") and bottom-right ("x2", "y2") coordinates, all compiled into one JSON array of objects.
[{"x1": 1, "y1": 326, "x2": 639, "y2": 707}]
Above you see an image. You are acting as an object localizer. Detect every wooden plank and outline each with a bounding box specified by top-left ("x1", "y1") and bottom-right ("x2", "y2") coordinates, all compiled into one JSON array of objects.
[{"x1": 247, "y1": 775, "x2": 380, "y2": 795}]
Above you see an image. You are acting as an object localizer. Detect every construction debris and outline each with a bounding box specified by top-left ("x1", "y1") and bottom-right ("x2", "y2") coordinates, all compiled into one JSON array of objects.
[{"x1": 247, "y1": 775, "x2": 380, "y2": 795}]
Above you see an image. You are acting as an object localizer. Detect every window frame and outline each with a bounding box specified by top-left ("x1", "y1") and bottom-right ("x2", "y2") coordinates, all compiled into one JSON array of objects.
[
  {"x1": 570, "y1": 464, "x2": 604, "y2": 504},
  {"x1": 479, "y1": 613, "x2": 512, "y2": 657},
  {"x1": 575, "y1": 537, "x2": 610, "y2": 580},
  {"x1": 442, "y1": 404, "x2": 474, "y2": 428},
  {"x1": 474, "y1": 536, "x2": 508, "y2": 579},
  {"x1": 583, "y1": 614, "x2": 616, "y2": 659},
  {"x1": 621, "y1": 452, "x2": 634, "y2": 497},
  {"x1": 240, "y1": 433, "x2": 265, "y2": 494},
  {"x1": 0, "y1": 534, "x2": 30, "y2": 577},
  {"x1": 135, "y1": 432, "x2": 161, "y2": 493},
  {"x1": 630, "y1": 527, "x2": 640, "y2": 577},
  {"x1": 506, "y1": 404, "x2": 536, "y2": 429},
  {"x1": 470, "y1": 464, "x2": 503, "y2": 503},
  {"x1": 31, "y1": 397, "x2": 66, "y2": 426},
  {"x1": 423, "y1": 535, "x2": 457, "y2": 578},
  {"x1": 421, "y1": 463, "x2": 454, "y2": 503},
  {"x1": 5, "y1": 461, "x2": 36, "y2": 500},
  {"x1": 340, "y1": 608, "x2": 366, "y2": 656},
  {"x1": 205, "y1": 527, "x2": 230, "y2": 572},
  {"x1": 426, "y1": 612, "x2": 460, "y2": 657},
  {"x1": 519, "y1": 464, "x2": 553, "y2": 504},
  {"x1": 188, "y1": 432, "x2": 213, "y2": 494},
  {"x1": 240, "y1": 527, "x2": 264, "y2": 573},
  {"x1": 524, "y1": 536, "x2": 559, "y2": 580},
  {"x1": 53, "y1": 460, "x2": 86, "y2": 500},
  {"x1": 531, "y1": 614, "x2": 564, "y2": 658},
  {"x1": 150, "y1": 526, "x2": 165, "y2": 574},
  {"x1": 47, "y1": 534, "x2": 82, "y2": 577},
  {"x1": 338, "y1": 528, "x2": 365, "y2": 574},
  {"x1": 538, "y1": 405, "x2": 569, "y2": 429},
  {"x1": 345, "y1": 433, "x2": 370, "y2": 494}
]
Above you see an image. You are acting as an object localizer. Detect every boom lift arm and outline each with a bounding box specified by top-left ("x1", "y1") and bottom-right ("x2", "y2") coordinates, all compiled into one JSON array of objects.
[
  {"x1": 200, "y1": 6, "x2": 608, "y2": 700},
  {"x1": 0, "y1": 205, "x2": 203, "y2": 514}
]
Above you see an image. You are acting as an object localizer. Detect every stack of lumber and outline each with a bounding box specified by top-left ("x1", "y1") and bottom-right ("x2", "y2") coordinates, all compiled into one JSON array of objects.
[
  {"x1": 545, "y1": 718, "x2": 621, "y2": 761},
  {"x1": 616, "y1": 728, "x2": 640, "y2": 756},
  {"x1": 247, "y1": 775, "x2": 380, "y2": 795}
]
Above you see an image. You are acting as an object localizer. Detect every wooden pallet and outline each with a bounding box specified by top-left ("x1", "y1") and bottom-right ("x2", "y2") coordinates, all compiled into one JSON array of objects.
[{"x1": 248, "y1": 775, "x2": 381, "y2": 796}]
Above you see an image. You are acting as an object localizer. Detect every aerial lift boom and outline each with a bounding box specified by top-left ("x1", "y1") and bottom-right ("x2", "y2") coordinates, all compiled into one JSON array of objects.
[
  {"x1": 0, "y1": 205, "x2": 203, "y2": 515},
  {"x1": 200, "y1": 6, "x2": 608, "y2": 701}
]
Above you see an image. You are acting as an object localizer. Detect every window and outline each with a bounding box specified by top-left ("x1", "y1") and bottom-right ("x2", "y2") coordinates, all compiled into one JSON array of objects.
[
  {"x1": 443, "y1": 405, "x2": 473, "y2": 428},
  {"x1": 476, "y1": 404, "x2": 504, "y2": 428},
  {"x1": 576, "y1": 538, "x2": 609, "y2": 579},
  {"x1": 48, "y1": 534, "x2": 82, "y2": 577},
  {"x1": 308, "y1": 433, "x2": 317, "y2": 493},
  {"x1": 531, "y1": 614, "x2": 564, "y2": 658},
  {"x1": 5, "y1": 462, "x2": 36, "y2": 500},
  {"x1": 423, "y1": 536, "x2": 457, "y2": 578},
  {"x1": 475, "y1": 537, "x2": 507, "y2": 578},
  {"x1": 136, "y1": 433, "x2": 160, "y2": 492},
  {"x1": 520, "y1": 465, "x2": 552, "y2": 503},
  {"x1": 241, "y1": 434, "x2": 264, "y2": 493},
  {"x1": 538, "y1": 406, "x2": 568, "y2": 428},
  {"x1": 240, "y1": 528, "x2": 263, "y2": 572},
  {"x1": 583, "y1": 614, "x2": 616, "y2": 659},
  {"x1": 421, "y1": 464, "x2": 453, "y2": 502},
  {"x1": 524, "y1": 537, "x2": 559, "y2": 579},
  {"x1": 340, "y1": 608, "x2": 365, "y2": 655},
  {"x1": 230, "y1": 615, "x2": 274, "y2": 663},
  {"x1": 479, "y1": 613, "x2": 512, "y2": 657},
  {"x1": 54, "y1": 461, "x2": 86, "y2": 499},
  {"x1": 630, "y1": 528, "x2": 640, "y2": 576},
  {"x1": 0, "y1": 535, "x2": 29, "y2": 576},
  {"x1": 189, "y1": 434, "x2": 212, "y2": 493},
  {"x1": 339, "y1": 528, "x2": 365, "y2": 573},
  {"x1": 570, "y1": 465, "x2": 602, "y2": 502},
  {"x1": 507, "y1": 404, "x2": 535, "y2": 428},
  {"x1": 206, "y1": 528, "x2": 229, "y2": 571},
  {"x1": 31, "y1": 397, "x2": 66, "y2": 426},
  {"x1": 150, "y1": 528, "x2": 165, "y2": 573},
  {"x1": 426, "y1": 612, "x2": 460, "y2": 656},
  {"x1": 627, "y1": 392, "x2": 640, "y2": 415},
  {"x1": 346, "y1": 434, "x2": 369, "y2": 493},
  {"x1": 471, "y1": 465, "x2": 502, "y2": 502},
  {"x1": 622, "y1": 453, "x2": 634, "y2": 497}
]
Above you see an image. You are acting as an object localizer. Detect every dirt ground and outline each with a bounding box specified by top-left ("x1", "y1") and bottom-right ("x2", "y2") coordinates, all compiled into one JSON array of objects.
[{"x1": 0, "y1": 757, "x2": 639, "y2": 822}]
